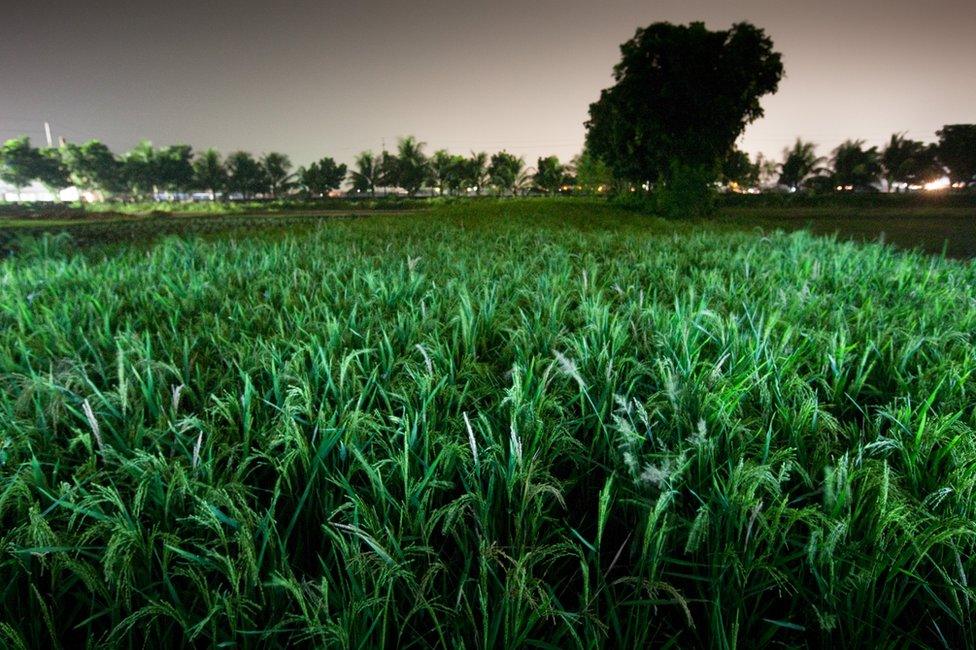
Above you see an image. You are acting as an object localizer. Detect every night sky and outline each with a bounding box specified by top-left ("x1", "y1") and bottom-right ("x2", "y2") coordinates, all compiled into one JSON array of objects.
[{"x1": 2, "y1": 0, "x2": 974, "y2": 167}]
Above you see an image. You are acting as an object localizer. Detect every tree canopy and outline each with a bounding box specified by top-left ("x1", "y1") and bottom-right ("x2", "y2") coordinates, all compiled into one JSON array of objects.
[
  {"x1": 778, "y1": 139, "x2": 825, "y2": 191},
  {"x1": 395, "y1": 137, "x2": 429, "y2": 196},
  {"x1": 262, "y1": 152, "x2": 295, "y2": 198},
  {"x1": 720, "y1": 148, "x2": 760, "y2": 188},
  {"x1": 226, "y1": 151, "x2": 269, "y2": 199},
  {"x1": 534, "y1": 156, "x2": 566, "y2": 194},
  {"x1": 937, "y1": 124, "x2": 976, "y2": 184},
  {"x1": 0, "y1": 137, "x2": 45, "y2": 191},
  {"x1": 350, "y1": 151, "x2": 380, "y2": 196},
  {"x1": 585, "y1": 22, "x2": 783, "y2": 187},
  {"x1": 831, "y1": 140, "x2": 882, "y2": 190},
  {"x1": 61, "y1": 140, "x2": 124, "y2": 195},
  {"x1": 299, "y1": 157, "x2": 348, "y2": 197},
  {"x1": 193, "y1": 149, "x2": 228, "y2": 198},
  {"x1": 882, "y1": 134, "x2": 942, "y2": 188},
  {"x1": 488, "y1": 151, "x2": 525, "y2": 195}
]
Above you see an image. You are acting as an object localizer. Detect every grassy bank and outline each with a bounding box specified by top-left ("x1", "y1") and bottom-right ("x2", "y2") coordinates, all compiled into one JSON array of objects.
[{"x1": 1, "y1": 201, "x2": 975, "y2": 647}]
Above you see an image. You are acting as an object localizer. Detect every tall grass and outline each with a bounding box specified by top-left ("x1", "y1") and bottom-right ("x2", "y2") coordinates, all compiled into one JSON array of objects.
[{"x1": 1, "y1": 200, "x2": 974, "y2": 647}]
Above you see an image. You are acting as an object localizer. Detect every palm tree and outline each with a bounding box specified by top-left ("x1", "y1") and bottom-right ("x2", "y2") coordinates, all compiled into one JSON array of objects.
[
  {"x1": 396, "y1": 136, "x2": 429, "y2": 196},
  {"x1": 488, "y1": 151, "x2": 526, "y2": 195},
  {"x1": 430, "y1": 150, "x2": 461, "y2": 196},
  {"x1": 121, "y1": 140, "x2": 158, "y2": 199},
  {"x1": 778, "y1": 138, "x2": 826, "y2": 191},
  {"x1": 349, "y1": 151, "x2": 379, "y2": 197},
  {"x1": 261, "y1": 152, "x2": 295, "y2": 198},
  {"x1": 831, "y1": 139, "x2": 882, "y2": 190},
  {"x1": 882, "y1": 133, "x2": 942, "y2": 190},
  {"x1": 192, "y1": 149, "x2": 227, "y2": 200},
  {"x1": 534, "y1": 155, "x2": 566, "y2": 195},
  {"x1": 377, "y1": 150, "x2": 400, "y2": 194},
  {"x1": 465, "y1": 152, "x2": 490, "y2": 195}
]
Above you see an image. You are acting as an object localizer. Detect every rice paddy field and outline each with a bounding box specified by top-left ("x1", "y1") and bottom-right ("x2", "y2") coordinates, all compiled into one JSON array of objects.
[{"x1": 1, "y1": 199, "x2": 975, "y2": 647}]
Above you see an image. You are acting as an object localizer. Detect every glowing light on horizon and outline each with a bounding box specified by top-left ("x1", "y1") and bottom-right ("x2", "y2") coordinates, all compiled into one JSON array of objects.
[{"x1": 923, "y1": 177, "x2": 951, "y2": 191}]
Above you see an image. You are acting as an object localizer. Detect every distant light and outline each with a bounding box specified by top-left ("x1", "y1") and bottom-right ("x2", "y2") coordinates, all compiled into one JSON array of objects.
[{"x1": 924, "y1": 177, "x2": 951, "y2": 191}]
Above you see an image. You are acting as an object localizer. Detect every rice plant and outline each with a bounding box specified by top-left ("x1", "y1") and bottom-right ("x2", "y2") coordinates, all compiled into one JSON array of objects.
[{"x1": 1, "y1": 199, "x2": 974, "y2": 647}]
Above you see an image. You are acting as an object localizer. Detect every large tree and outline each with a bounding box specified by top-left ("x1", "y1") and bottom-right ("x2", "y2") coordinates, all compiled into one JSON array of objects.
[
  {"x1": 585, "y1": 22, "x2": 783, "y2": 188},
  {"x1": 831, "y1": 140, "x2": 882, "y2": 190},
  {"x1": 936, "y1": 124, "x2": 976, "y2": 185},
  {"x1": 298, "y1": 157, "x2": 347, "y2": 197}
]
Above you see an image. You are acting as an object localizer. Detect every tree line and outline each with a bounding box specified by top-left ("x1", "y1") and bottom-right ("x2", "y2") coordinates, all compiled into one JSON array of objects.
[
  {"x1": 0, "y1": 135, "x2": 579, "y2": 201},
  {"x1": 722, "y1": 128, "x2": 976, "y2": 192},
  {"x1": 2, "y1": 127, "x2": 972, "y2": 203}
]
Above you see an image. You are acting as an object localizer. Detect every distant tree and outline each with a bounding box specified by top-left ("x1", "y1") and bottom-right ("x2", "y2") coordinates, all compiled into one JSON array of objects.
[
  {"x1": 395, "y1": 136, "x2": 429, "y2": 196},
  {"x1": 803, "y1": 174, "x2": 836, "y2": 194},
  {"x1": 936, "y1": 124, "x2": 976, "y2": 185},
  {"x1": 226, "y1": 151, "x2": 268, "y2": 199},
  {"x1": 429, "y1": 150, "x2": 461, "y2": 195},
  {"x1": 778, "y1": 139, "x2": 825, "y2": 191},
  {"x1": 559, "y1": 158, "x2": 578, "y2": 191},
  {"x1": 299, "y1": 157, "x2": 347, "y2": 197},
  {"x1": 121, "y1": 140, "x2": 158, "y2": 198},
  {"x1": 881, "y1": 134, "x2": 942, "y2": 190},
  {"x1": 585, "y1": 21, "x2": 783, "y2": 191},
  {"x1": 262, "y1": 152, "x2": 295, "y2": 198},
  {"x1": 720, "y1": 148, "x2": 760, "y2": 188},
  {"x1": 61, "y1": 140, "x2": 124, "y2": 198},
  {"x1": 0, "y1": 137, "x2": 44, "y2": 195},
  {"x1": 831, "y1": 139, "x2": 882, "y2": 190},
  {"x1": 911, "y1": 146, "x2": 943, "y2": 186},
  {"x1": 193, "y1": 149, "x2": 227, "y2": 199},
  {"x1": 157, "y1": 144, "x2": 194, "y2": 194},
  {"x1": 350, "y1": 151, "x2": 380, "y2": 196},
  {"x1": 378, "y1": 150, "x2": 401, "y2": 192},
  {"x1": 754, "y1": 153, "x2": 779, "y2": 187},
  {"x1": 488, "y1": 151, "x2": 525, "y2": 195},
  {"x1": 573, "y1": 149, "x2": 617, "y2": 193},
  {"x1": 36, "y1": 147, "x2": 71, "y2": 193},
  {"x1": 464, "y1": 152, "x2": 490, "y2": 195},
  {"x1": 534, "y1": 156, "x2": 565, "y2": 194}
]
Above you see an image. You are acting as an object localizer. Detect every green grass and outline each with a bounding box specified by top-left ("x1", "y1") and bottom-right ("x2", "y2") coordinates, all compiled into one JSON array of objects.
[{"x1": 1, "y1": 200, "x2": 975, "y2": 647}]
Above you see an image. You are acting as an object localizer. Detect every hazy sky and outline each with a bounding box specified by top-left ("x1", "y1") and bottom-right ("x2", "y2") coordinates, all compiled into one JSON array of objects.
[{"x1": 1, "y1": 0, "x2": 974, "y2": 168}]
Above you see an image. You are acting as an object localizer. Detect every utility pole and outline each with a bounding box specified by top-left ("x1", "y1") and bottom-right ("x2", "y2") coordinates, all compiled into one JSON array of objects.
[{"x1": 44, "y1": 122, "x2": 53, "y2": 147}]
